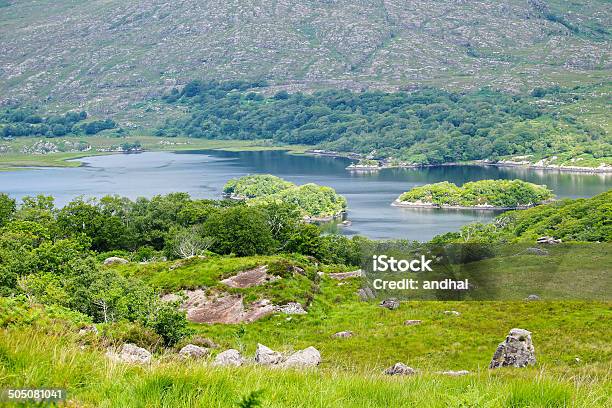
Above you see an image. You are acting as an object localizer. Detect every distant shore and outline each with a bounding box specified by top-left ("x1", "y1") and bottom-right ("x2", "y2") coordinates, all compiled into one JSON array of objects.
[{"x1": 391, "y1": 199, "x2": 540, "y2": 211}]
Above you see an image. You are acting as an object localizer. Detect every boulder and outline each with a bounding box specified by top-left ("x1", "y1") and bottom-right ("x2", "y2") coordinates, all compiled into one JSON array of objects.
[
  {"x1": 358, "y1": 287, "x2": 376, "y2": 301},
  {"x1": 107, "y1": 343, "x2": 151, "y2": 364},
  {"x1": 179, "y1": 344, "x2": 209, "y2": 359},
  {"x1": 282, "y1": 347, "x2": 321, "y2": 368},
  {"x1": 384, "y1": 362, "x2": 416, "y2": 376},
  {"x1": 489, "y1": 328, "x2": 536, "y2": 369},
  {"x1": 379, "y1": 298, "x2": 399, "y2": 310},
  {"x1": 404, "y1": 320, "x2": 422, "y2": 326},
  {"x1": 536, "y1": 236, "x2": 561, "y2": 245},
  {"x1": 276, "y1": 302, "x2": 307, "y2": 315},
  {"x1": 255, "y1": 343, "x2": 283, "y2": 365},
  {"x1": 103, "y1": 256, "x2": 129, "y2": 266},
  {"x1": 329, "y1": 270, "x2": 363, "y2": 280},
  {"x1": 213, "y1": 349, "x2": 244, "y2": 367},
  {"x1": 525, "y1": 294, "x2": 541, "y2": 301},
  {"x1": 331, "y1": 331, "x2": 353, "y2": 338}
]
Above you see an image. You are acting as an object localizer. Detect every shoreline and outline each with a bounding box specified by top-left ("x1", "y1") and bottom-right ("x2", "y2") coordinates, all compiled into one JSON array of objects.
[
  {"x1": 391, "y1": 199, "x2": 539, "y2": 211},
  {"x1": 305, "y1": 150, "x2": 612, "y2": 174}
]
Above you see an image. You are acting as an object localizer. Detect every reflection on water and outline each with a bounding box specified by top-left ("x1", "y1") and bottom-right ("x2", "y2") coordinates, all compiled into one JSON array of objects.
[{"x1": 0, "y1": 150, "x2": 609, "y2": 241}]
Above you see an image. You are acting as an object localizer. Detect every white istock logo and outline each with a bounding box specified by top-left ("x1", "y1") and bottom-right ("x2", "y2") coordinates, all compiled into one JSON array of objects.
[{"x1": 372, "y1": 255, "x2": 433, "y2": 272}]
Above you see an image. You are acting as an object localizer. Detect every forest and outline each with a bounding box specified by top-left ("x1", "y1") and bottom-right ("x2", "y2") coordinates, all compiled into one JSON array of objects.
[
  {"x1": 223, "y1": 175, "x2": 347, "y2": 218},
  {"x1": 397, "y1": 179, "x2": 554, "y2": 208},
  {"x1": 155, "y1": 81, "x2": 610, "y2": 165}
]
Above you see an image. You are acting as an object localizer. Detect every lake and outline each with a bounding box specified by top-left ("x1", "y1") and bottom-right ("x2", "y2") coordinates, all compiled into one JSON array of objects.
[{"x1": 1, "y1": 150, "x2": 610, "y2": 240}]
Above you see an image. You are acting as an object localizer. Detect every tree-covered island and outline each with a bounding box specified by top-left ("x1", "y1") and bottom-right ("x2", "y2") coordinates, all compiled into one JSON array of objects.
[
  {"x1": 223, "y1": 174, "x2": 347, "y2": 220},
  {"x1": 394, "y1": 179, "x2": 554, "y2": 210}
]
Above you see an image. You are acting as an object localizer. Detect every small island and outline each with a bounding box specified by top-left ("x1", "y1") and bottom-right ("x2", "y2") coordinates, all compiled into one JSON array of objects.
[
  {"x1": 223, "y1": 174, "x2": 347, "y2": 221},
  {"x1": 393, "y1": 179, "x2": 554, "y2": 210}
]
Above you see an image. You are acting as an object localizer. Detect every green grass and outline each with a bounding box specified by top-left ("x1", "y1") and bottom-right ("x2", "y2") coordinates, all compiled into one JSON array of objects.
[{"x1": 0, "y1": 136, "x2": 309, "y2": 170}]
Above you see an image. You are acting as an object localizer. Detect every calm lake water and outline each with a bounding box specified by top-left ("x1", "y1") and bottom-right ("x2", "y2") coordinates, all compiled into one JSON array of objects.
[{"x1": 1, "y1": 150, "x2": 610, "y2": 240}]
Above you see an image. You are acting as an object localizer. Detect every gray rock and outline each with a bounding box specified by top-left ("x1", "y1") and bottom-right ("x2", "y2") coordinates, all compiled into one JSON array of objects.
[
  {"x1": 213, "y1": 349, "x2": 244, "y2": 367},
  {"x1": 440, "y1": 370, "x2": 470, "y2": 376},
  {"x1": 255, "y1": 343, "x2": 283, "y2": 365},
  {"x1": 489, "y1": 328, "x2": 536, "y2": 369},
  {"x1": 103, "y1": 256, "x2": 129, "y2": 265},
  {"x1": 331, "y1": 331, "x2": 353, "y2": 338},
  {"x1": 329, "y1": 270, "x2": 363, "y2": 280},
  {"x1": 358, "y1": 287, "x2": 375, "y2": 301},
  {"x1": 276, "y1": 302, "x2": 307, "y2": 315},
  {"x1": 404, "y1": 320, "x2": 422, "y2": 326},
  {"x1": 282, "y1": 346, "x2": 321, "y2": 368},
  {"x1": 384, "y1": 362, "x2": 416, "y2": 376},
  {"x1": 179, "y1": 344, "x2": 209, "y2": 359},
  {"x1": 107, "y1": 343, "x2": 151, "y2": 364},
  {"x1": 525, "y1": 294, "x2": 541, "y2": 301},
  {"x1": 536, "y1": 236, "x2": 561, "y2": 245},
  {"x1": 379, "y1": 298, "x2": 399, "y2": 310}
]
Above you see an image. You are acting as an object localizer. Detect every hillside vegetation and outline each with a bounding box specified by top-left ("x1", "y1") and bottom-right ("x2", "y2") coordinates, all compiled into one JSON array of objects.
[
  {"x1": 397, "y1": 179, "x2": 554, "y2": 208},
  {"x1": 0, "y1": 0, "x2": 610, "y2": 116},
  {"x1": 155, "y1": 81, "x2": 611, "y2": 166},
  {"x1": 435, "y1": 190, "x2": 612, "y2": 243}
]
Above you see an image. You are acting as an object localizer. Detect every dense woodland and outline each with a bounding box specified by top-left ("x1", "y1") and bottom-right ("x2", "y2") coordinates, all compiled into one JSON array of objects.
[
  {"x1": 398, "y1": 179, "x2": 554, "y2": 208},
  {"x1": 156, "y1": 81, "x2": 609, "y2": 165},
  {"x1": 224, "y1": 175, "x2": 347, "y2": 218},
  {"x1": 0, "y1": 107, "x2": 117, "y2": 137}
]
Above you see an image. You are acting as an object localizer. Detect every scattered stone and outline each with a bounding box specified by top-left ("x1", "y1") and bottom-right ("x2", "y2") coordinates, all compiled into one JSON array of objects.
[
  {"x1": 78, "y1": 325, "x2": 98, "y2": 336},
  {"x1": 525, "y1": 247, "x2": 549, "y2": 256},
  {"x1": 106, "y1": 343, "x2": 151, "y2": 364},
  {"x1": 379, "y1": 298, "x2": 400, "y2": 310},
  {"x1": 358, "y1": 287, "x2": 376, "y2": 301},
  {"x1": 329, "y1": 270, "x2": 363, "y2": 280},
  {"x1": 444, "y1": 310, "x2": 460, "y2": 316},
  {"x1": 213, "y1": 349, "x2": 244, "y2": 367},
  {"x1": 220, "y1": 265, "x2": 279, "y2": 288},
  {"x1": 179, "y1": 344, "x2": 209, "y2": 359},
  {"x1": 331, "y1": 331, "x2": 353, "y2": 338},
  {"x1": 276, "y1": 302, "x2": 307, "y2": 315},
  {"x1": 439, "y1": 370, "x2": 470, "y2": 376},
  {"x1": 255, "y1": 343, "x2": 283, "y2": 365},
  {"x1": 384, "y1": 362, "x2": 416, "y2": 376},
  {"x1": 404, "y1": 320, "x2": 422, "y2": 326},
  {"x1": 282, "y1": 346, "x2": 321, "y2": 368},
  {"x1": 489, "y1": 328, "x2": 536, "y2": 369},
  {"x1": 525, "y1": 294, "x2": 541, "y2": 301},
  {"x1": 536, "y1": 236, "x2": 561, "y2": 244},
  {"x1": 103, "y1": 256, "x2": 129, "y2": 266}
]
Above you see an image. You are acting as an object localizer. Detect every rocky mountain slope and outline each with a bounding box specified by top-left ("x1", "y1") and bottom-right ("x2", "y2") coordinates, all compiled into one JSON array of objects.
[{"x1": 1, "y1": 0, "x2": 610, "y2": 115}]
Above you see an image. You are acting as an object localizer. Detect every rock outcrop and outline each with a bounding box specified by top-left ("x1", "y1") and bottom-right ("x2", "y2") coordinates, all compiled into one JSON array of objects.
[
  {"x1": 358, "y1": 287, "x2": 376, "y2": 301},
  {"x1": 103, "y1": 256, "x2": 129, "y2": 265},
  {"x1": 282, "y1": 347, "x2": 321, "y2": 368},
  {"x1": 275, "y1": 302, "x2": 307, "y2": 315},
  {"x1": 383, "y1": 362, "x2": 416, "y2": 376},
  {"x1": 179, "y1": 344, "x2": 209, "y2": 359},
  {"x1": 255, "y1": 343, "x2": 283, "y2": 365},
  {"x1": 181, "y1": 291, "x2": 276, "y2": 324},
  {"x1": 329, "y1": 270, "x2": 363, "y2": 280},
  {"x1": 536, "y1": 236, "x2": 561, "y2": 244},
  {"x1": 489, "y1": 328, "x2": 536, "y2": 369},
  {"x1": 213, "y1": 349, "x2": 244, "y2": 367},
  {"x1": 220, "y1": 265, "x2": 279, "y2": 288},
  {"x1": 106, "y1": 343, "x2": 151, "y2": 364}
]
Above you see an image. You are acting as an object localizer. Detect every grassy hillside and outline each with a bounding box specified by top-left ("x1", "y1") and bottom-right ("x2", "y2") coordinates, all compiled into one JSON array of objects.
[{"x1": 0, "y1": 0, "x2": 610, "y2": 117}]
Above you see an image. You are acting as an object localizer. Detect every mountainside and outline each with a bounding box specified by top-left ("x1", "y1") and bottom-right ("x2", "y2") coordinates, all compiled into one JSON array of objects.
[{"x1": 1, "y1": 0, "x2": 610, "y2": 115}]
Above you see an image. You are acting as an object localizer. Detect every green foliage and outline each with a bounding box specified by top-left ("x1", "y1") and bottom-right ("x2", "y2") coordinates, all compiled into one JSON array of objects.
[
  {"x1": 157, "y1": 83, "x2": 610, "y2": 166},
  {"x1": 225, "y1": 175, "x2": 347, "y2": 218},
  {"x1": 203, "y1": 206, "x2": 276, "y2": 256},
  {"x1": 441, "y1": 190, "x2": 612, "y2": 243},
  {"x1": 149, "y1": 302, "x2": 193, "y2": 347},
  {"x1": 399, "y1": 179, "x2": 554, "y2": 208},
  {"x1": 0, "y1": 193, "x2": 16, "y2": 227},
  {"x1": 237, "y1": 390, "x2": 264, "y2": 408}
]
